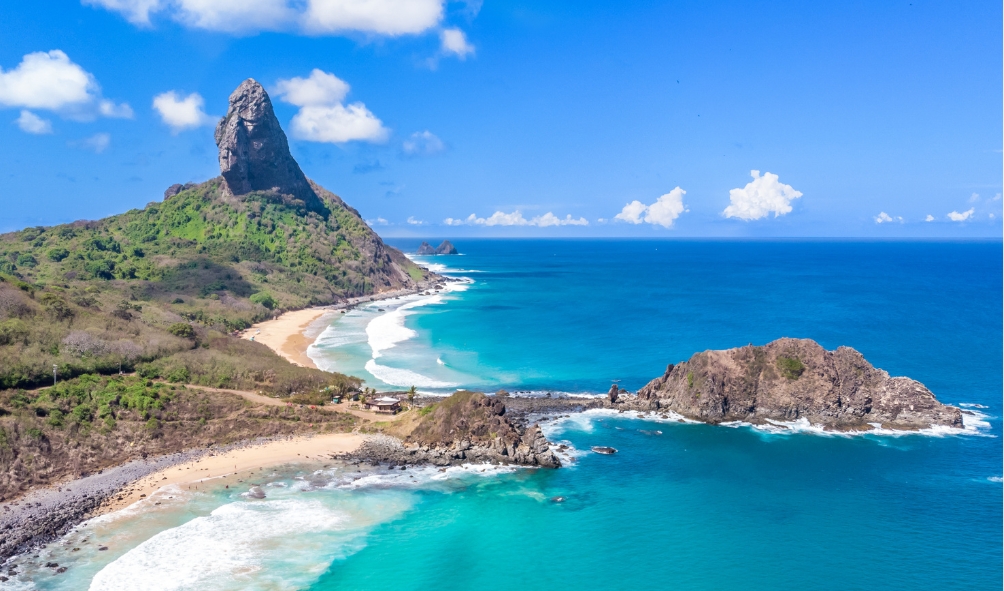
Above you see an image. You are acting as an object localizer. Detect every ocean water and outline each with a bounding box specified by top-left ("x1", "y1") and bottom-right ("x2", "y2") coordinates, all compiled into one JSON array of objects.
[{"x1": 7, "y1": 240, "x2": 1001, "y2": 590}]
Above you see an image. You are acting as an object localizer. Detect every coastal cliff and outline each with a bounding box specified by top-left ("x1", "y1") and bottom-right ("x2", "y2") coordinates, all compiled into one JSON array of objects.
[{"x1": 636, "y1": 338, "x2": 962, "y2": 431}]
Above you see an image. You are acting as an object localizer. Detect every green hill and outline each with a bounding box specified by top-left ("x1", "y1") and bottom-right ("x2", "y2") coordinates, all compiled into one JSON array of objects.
[{"x1": 0, "y1": 79, "x2": 432, "y2": 391}]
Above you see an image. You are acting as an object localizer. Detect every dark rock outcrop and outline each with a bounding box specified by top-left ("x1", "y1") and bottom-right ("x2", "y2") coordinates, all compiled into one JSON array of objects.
[
  {"x1": 637, "y1": 338, "x2": 963, "y2": 431},
  {"x1": 163, "y1": 182, "x2": 196, "y2": 200},
  {"x1": 435, "y1": 240, "x2": 458, "y2": 255},
  {"x1": 416, "y1": 240, "x2": 458, "y2": 255},
  {"x1": 214, "y1": 79, "x2": 328, "y2": 216},
  {"x1": 353, "y1": 391, "x2": 560, "y2": 468}
]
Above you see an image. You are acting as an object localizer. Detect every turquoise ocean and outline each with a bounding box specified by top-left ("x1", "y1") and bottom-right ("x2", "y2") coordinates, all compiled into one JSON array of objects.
[{"x1": 8, "y1": 240, "x2": 1001, "y2": 590}]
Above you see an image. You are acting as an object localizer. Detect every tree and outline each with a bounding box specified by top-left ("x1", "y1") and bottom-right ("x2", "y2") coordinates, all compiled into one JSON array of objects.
[{"x1": 407, "y1": 385, "x2": 416, "y2": 403}]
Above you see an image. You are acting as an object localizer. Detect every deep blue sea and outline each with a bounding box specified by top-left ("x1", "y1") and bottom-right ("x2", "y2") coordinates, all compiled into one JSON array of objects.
[{"x1": 11, "y1": 240, "x2": 1002, "y2": 591}]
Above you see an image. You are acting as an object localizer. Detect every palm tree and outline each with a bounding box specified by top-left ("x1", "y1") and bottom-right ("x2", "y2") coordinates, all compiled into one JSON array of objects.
[{"x1": 407, "y1": 385, "x2": 416, "y2": 404}]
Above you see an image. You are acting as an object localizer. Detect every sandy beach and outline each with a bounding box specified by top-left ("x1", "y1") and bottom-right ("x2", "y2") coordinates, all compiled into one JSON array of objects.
[
  {"x1": 95, "y1": 433, "x2": 367, "y2": 516},
  {"x1": 244, "y1": 308, "x2": 334, "y2": 368},
  {"x1": 241, "y1": 286, "x2": 431, "y2": 369}
]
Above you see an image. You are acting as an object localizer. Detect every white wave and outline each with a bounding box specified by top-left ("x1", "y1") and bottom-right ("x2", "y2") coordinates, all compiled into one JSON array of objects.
[
  {"x1": 364, "y1": 359, "x2": 458, "y2": 389},
  {"x1": 88, "y1": 496, "x2": 408, "y2": 591},
  {"x1": 988, "y1": 476, "x2": 1003, "y2": 483},
  {"x1": 541, "y1": 407, "x2": 993, "y2": 439},
  {"x1": 959, "y1": 403, "x2": 989, "y2": 409},
  {"x1": 436, "y1": 356, "x2": 446, "y2": 366},
  {"x1": 335, "y1": 463, "x2": 520, "y2": 491},
  {"x1": 365, "y1": 280, "x2": 470, "y2": 359}
]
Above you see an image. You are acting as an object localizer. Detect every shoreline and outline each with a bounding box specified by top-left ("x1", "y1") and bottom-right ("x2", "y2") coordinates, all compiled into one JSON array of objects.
[
  {"x1": 241, "y1": 284, "x2": 442, "y2": 369},
  {"x1": 0, "y1": 433, "x2": 366, "y2": 563}
]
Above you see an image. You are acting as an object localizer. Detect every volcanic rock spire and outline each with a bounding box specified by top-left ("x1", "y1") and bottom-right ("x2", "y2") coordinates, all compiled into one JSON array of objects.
[{"x1": 214, "y1": 78, "x2": 327, "y2": 215}]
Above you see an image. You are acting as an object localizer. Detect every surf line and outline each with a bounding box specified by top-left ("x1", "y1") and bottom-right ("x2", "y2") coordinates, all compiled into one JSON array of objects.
[{"x1": 362, "y1": 279, "x2": 472, "y2": 389}]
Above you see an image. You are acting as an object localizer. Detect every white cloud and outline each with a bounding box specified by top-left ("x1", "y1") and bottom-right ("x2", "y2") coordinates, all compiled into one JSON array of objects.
[
  {"x1": 152, "y1": 91, "x2": 213, "y2": 132},
  {"x1": 402, "y1": 130, "x2": 445, "y2": 155},
  {"x1": 407, "y1": 216, "x2": 425, "y2": 225},
  {"x1": 0, "y1": 50, "x2": 131, "y2": 120},
  {"x1": 85, "y1": 0, "x2": 445, "y2": 36},
  {"x1": 445, "y1": 210, "x2": 588, "y2": 227},
  {"x1": 947, "y1": 208, "x2": 974, "y2": 222},
  {"x1": 531, "y1": 212, "x2": 589, "y2": 227},
  {"x1": 71, "y1": 132, "x2": 111, "y2": 153},
  {"x1": 289, "y1": 104, "x2": 388, "y2": 143},
  {"x1": 722, "y1": 170, "x2": 802, "y2": 220},
  {"x1": 15, "y1": 110, "x2": 52, "y2": 134},
  {"x1": 614, "y1": 187, "x2": 687, "y2": 228},
  {"x1": 275, "y1": 70, "x2": 388, "y2": 144},
  {"x1": 968, "y1": 192, "x2": 980, "y2": 203},
  {"x1": 367, "y1": 217, "x2": 389, "y2": 225},
  {"x1": 303, "y1": 0, "x2": 443, "y2": 35},
  {"x1": 874, "y1": 212, "x2": 902, "y2": 224},
  {"x1": 440, "y1": 28, "x2": 474, "y2": 59},
  {"x1": 925, "y1": 214, "x2": 935, "y2": 222},
  {"x1": 273, "y1": 69, "x2": 348, "y2": 106},
  {"x1": 83, "y1": 0, "x2": 162, "y2": 25},
  {"x1": 992, "y1": 193, "x2": 1002, "y2": 202}
]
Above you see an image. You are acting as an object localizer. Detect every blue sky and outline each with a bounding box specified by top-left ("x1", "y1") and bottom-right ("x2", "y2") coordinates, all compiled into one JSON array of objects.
[{"x1": 1, "y1": 0, "x2": 1000, "y2": 237}]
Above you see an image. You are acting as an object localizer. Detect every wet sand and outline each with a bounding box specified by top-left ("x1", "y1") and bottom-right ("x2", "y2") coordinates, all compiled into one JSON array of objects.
[{"x1": 95, "y1": 433, "x2": 367, "y2": 516}]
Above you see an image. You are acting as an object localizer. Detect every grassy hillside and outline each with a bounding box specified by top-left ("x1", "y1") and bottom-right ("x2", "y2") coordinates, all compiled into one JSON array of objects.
[
  {"x1": 0, "y1": 374, "x2": 358, "y2": 500},
  {"x1": 0, "y1": 177, "x2": 429, "y2": 390}
]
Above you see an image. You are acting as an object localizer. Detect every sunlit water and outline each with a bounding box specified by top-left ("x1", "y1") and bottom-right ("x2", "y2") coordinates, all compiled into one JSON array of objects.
[{"x1": 7, "y1": 240, "x2": 1000, "y2": 590}]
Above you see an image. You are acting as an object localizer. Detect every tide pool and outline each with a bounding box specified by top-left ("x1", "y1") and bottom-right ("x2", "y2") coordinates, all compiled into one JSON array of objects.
[{"x1": 9, "y1": 240, "x2": 1000, "y2": 590}]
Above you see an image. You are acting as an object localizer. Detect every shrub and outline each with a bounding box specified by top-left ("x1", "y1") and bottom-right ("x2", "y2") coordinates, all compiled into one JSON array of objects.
[
  {"x1": 777, "y1": 356, "x2": 806, "y2": 380},
  {"x1": 249, "y1": 292, "x2": 277, "y2": 310},
  {"x1": 166, "y1": 367, "x2": 190, "y2": 383},
  {"x1": 16, "y1": 254, "x2": 37, "y2": 268},
  {"x1": 47, "y1": 248, "x2": 70, "y2": 262},
  {"x1": 168, "y1": 323, "x2": 196, "y2": 339}
]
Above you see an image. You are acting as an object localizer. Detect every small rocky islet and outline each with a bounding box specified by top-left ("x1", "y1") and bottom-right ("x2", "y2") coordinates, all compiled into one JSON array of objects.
[{"x1": 416, "y1": 240, "x2": 459, "y2": 255}]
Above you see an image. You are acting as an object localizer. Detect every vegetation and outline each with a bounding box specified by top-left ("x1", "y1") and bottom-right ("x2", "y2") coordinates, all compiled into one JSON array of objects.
[
  {"x1": 0, "y1": 179, "x2": 428, "y2": 390},
  {"x1": 777, "y1": 356, "x2": 806, "y2": 380},
  {"x1": 0, "y1": 374, "x2": 357, "y2": 499}
]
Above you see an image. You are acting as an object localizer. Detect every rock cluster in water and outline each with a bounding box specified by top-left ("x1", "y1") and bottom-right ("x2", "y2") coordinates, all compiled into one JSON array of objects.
[
  {"x1": 214, "y1": 79, "x2": 328, "y2": 216},
  {"x1": 416, "y1": 240, "x2": 459, "y2": 255},
  {"x1": 636, "y1": 338, "x2": 962, "y2": 431}
]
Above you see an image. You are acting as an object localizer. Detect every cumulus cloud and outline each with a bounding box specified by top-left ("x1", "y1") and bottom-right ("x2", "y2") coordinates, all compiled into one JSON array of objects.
[
  {"x1": 0, "y1": 50, "x2": 132, "y2": 120},
  {"x1": 440, "y1": 28, "x2": 474, "y2": 59},
  {"x1": 152, "y1": 91, "x2": 214, "y2": 132},
  {"x1": 722, "y1": 170, "x2": 802, "y2": 220},
  {"x1": 402, "y1": 130, "x2": 445, "y2": 155},
  {"x1": 614, "y1": 187, "x2": 687, "y2": 228},
  {"x1": 407, "y1": 216, "x2": 425, "y2": 225},
  {"x1": 444, "y1": 211, "x2": 588, "y2": 227},
  {"x1": 367, "y1": 217, "x2": 389, "y2": 226},
  {"x1": 85, "y1": 0, "x2": 445, "y2": 36},
  {"x1": 274, "y1": 69, "x2": 388, "y2": 144},
  {"x1": 947, "y1": 208, "x2": 974, "y2": 222},
  {"x1": 15, "y1": 110, "x2": 52, "y2": 134},
  {"x1": 968, "y1": 192, "x2": 980, "y2": 203},
  {"x1": 874, "y1": 212, "x2": 903, "y2": 224},
  {"x1": 925, "y1": 214, "x2": 935, "y2": 222}
]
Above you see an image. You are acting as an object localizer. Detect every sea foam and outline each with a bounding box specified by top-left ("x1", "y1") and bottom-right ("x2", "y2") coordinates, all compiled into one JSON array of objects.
[{"x1": 88, "y1": 494, "x2": 411, "y2": 591}]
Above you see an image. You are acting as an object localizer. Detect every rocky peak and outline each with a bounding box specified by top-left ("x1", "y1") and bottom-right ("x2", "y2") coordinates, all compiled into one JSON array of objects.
[
  {"x1": 214, "y1": 79, "x2": 327, "y2": 215},
  {"x1": 435, "y1": 240, "x2": 458, "y2": 255}
]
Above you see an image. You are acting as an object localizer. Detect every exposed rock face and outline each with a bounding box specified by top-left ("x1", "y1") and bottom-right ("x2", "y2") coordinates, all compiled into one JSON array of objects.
[
  {"x1": 214, "y1": 79, "x2": 327, "y2": 216},
  {"x1": 353, "y1": 391, "x2": 560, "y2": 468},
  {"x1": 435, "y1": 240, "x2": 458, "y2": 255},
  {"x1": 637, "y1": 338, "x2": 962, "y2": 431},
  {"x1": 416, "y1": 241, "x2": 436, "y2": 255}
]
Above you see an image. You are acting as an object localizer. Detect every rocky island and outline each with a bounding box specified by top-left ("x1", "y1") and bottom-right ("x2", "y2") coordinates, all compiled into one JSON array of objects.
[
  {"x1": 634, "y1": 337, "x2": 962, "y2": 431},
  {"x1": 416, "y1": 240, "x2": 459, "y2": 255}
]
